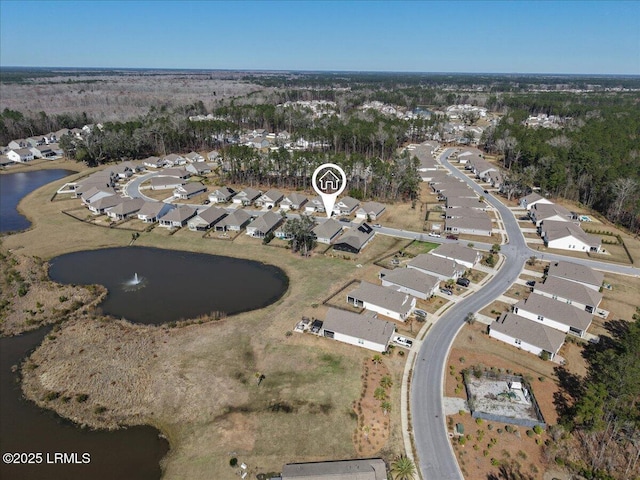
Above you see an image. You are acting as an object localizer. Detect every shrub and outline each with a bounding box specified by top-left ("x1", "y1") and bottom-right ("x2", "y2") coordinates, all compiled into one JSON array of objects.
[
  {"x1": 487, "y1": 423, "x2": 493, "y2": 430},
  {"x1": 44, "y1": 391, "x2": 59, "y2": 401},
  {"x1": 490, "y1": 458, "x2": 500, "y2": 466},
  {"x1": 229, "y1": 457, "x2": 238, "y2": 467},
  {"x1": 94, "y1": 406, "x2": 107, "y2": 414},
  {"x1": 458, "y1": 437, "x2": 466, "y2": 445},
  {"x1": 533, "y1": 424, "x2": 543, "y2": 435},
  {"x1": 76, "y1": 393, "x2": 89, "y2": 403},
  {"x1": 475, "y1": 418, "x2": 483, "y2": 425},
  {"x1": 526, "y1": 429, "x2": 535, "y2": 437}
]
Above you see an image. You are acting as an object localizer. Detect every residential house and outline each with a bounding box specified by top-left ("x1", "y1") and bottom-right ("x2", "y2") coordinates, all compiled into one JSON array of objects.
[
  {"x1": 158, "y1": 205, "x2": 197, "y2": 228},
  {"x1": 540, "y1": 220, "x2": 602, "y2": 252},
  {"x1": 519, "y1": 193, "x2": 552, "y2": 210},
  {"x1": 407, "y1": 254, "x2": 465, "y2": 281},
  {"x1": 280, "y1": 458, "x2": 387, "y2": 480},
  {"x1": 444, "y1": 206, "x2": 490, "y2": 221},
  {"x1": 255, "y1": 189, "x2": 284, "y2": 209},
  {"x1": 444, "y1": 215, "x2": 492, "y2": 237},
  {"x1": 184, "y1": 151, "x2": 204, "y2": 163},
  {"x1": 245, "y1": 211, "x2": 283, "y2": 238},
  {"x1": 333, "y1": 196, "x2": 360, "y2": 216},
  {"x1": 347, "y1": 282, "x2": 416, "y2": 322},
  {"x1": 185, "y1": 162, "x2": 212, "y2": 176},
  {"x1": 150, "y1": 176, "x2": 185, "y2": 190},
  {"x1": 312, "y1": 219, "x2": 343, "y2": 244},
  {"x1": 546, "y1": 261, "x2": 604, "y2": 292},
  {"x1": 187, "y1": 206, "x2": 227, "y2": 231},
  {"x1": 137, "y1": 201, "x2": 174, "y2": 223},
  {"x1": 105, "y1": 198, "x2": 145, "y2": 220},
  {"x1": 104, "y1": 164, "x2": 133, "y2": 179},
  {"x1": 233, "y1": 187, "x2": 261, "y2": 206},
  {"x1": 446, "y1": 196, "x2": 488, "y2": 210},
  {"x1": 489, "y1": 312, "x2": 565, "y2": 360},
  {"x1": 280, "y1": 193, "x2": 308, "y2": 211},
  {"x1": 430, "y1": 243, "x2": 481, "y2": 269},
  {"x1": 7, "y1": 148, "x2": 35, "y2": 163},
  {"x1": 321, "y1": 308, "x2": 395, "y2": 353},
  {"x1": 87, "y1": 194, "x2": 124, "y2": 215},
  {"x1": 305, "y1": 196, "x2": 326, "y2": 213},
  {"x1": 436, "y1": 187, "x2": 478, "y2": 200},
  {"x1": 486, "y1": 170, "x2": 503, "y2": 189},
  {"x1": 81, "y1": 187, "x2": 116, "y2": 206},
  {"x1": 173, "y1": 182, "x2": 206, "y2": 200},
  {"x1": 379, "y1": 268, "x2": 439, "y2": 300},
  {"x1": 8, "y1": 139, "x2": 28, "y2": 149},
  {"x1": 161, "y1": 167, "x2": 190, "y2": 179},
  {"x1": 143, "y1": 156, "x2": 166, "y2": 169},
  {"x1": 29, "y1": 145, "x2": 56, "y2": 159},
  {"x1": 513, "y1": 293, "x2": 593, "y2": 338},
  {"x1": 533, "y1": 276, "x2": 603, "y2": 314},
  {"x1": 207, "y1": 150, "x2": 220, "y2": 162},
  {"x1": 529, "y1": 202, "x2": 576, "y2": 227},
  {"x1": 333, "y1": 223, "x2": 375, "y2": 254},
  {"x1": 208, "y1": 187, "x2": 236, "y2": 204},
  {"x1": 75, "y1": 182, "x2": 115, "y2": 199},
  {"x1": 356, "y1": 201, "x2": 386, "y2": 221},
  {"x1": 163, "y1": 153, "x2": 187, "y2": 166},
  {"x1": 214, "y1": 209, "x2": 252, "y2": 232}
]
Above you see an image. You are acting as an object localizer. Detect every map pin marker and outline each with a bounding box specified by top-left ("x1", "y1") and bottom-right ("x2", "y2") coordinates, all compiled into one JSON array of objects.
[{"x1": 312, "y1": 163, "x2": 347, "y2": 218}]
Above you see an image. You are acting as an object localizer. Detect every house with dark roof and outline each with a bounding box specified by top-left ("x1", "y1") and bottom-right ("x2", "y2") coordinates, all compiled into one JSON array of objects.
[
  {"x1": 489, "y1": 312, "x2": 565, "y2": 360},
  {"x1": 513, "y1": 293, "x2": 593, "y2": 337},
  {"x1": 379, "y1": 268, "x2": 439, "y2": 300},
  {"x1": 321, "y1": 308, "x2": 395, "y2": 353},
  {"x1": 347, "y1": 281, "x2": 416, "y2": 321},
  {"x1": 333, "y1": 223, "x2": 375, "y2": 254},
  {"x1": 312, "y1": 218, "x2": 343, "y2": 244}
]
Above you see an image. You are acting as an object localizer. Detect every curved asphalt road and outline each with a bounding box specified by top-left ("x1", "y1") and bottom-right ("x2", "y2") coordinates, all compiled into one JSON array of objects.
[{"x1": 411, "y1": 149, "x2": 640, "y2": 480}]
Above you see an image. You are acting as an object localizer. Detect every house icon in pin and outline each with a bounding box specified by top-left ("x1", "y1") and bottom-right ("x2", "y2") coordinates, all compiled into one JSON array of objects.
[{"x1": 318, "y1": 169, "x2": 340, "y2": 191}]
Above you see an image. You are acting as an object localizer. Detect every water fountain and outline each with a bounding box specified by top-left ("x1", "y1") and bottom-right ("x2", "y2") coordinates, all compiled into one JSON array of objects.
[{"x1": 123, "y1": 272, "x2": 145, "y2": 291}]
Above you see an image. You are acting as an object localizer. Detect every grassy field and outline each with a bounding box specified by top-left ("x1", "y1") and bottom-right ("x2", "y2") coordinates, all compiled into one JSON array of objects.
[{"x1": 7, "y1": 175, "x2": 409, "y2": 479}]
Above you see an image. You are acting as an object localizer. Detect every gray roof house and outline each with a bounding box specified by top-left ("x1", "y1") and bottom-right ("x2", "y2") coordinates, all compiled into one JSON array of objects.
[
  {"x1": 430, "y1": 243, "x2": 482, "y2": 269},
  {"x1": 407, "y1": 254, "x2": 465, "y2": 281},
  {"x1": 533, "y1": 276, "x2": 603, "y2": 313},
  {"x1": 305, "y1": 196, "x2": 326, "y2": 213},
  {"x1": 186, "y1": 162, "x2": 212, "y2": 175},
  {"x1": 150, "y1": 176, "x2": 185, "y2": 190},
  {"x1": 444, "y1": 215, "x2": 492, "y2": 237},
  {"x1": 513, "y1": 293, "x2": 593, "y2": 337},
  {"x1": 158, "y1": 205, "x2": 197, "y2": 228},
  {"x1": 322, "y1": 308, "x2": 395, "y2": 353},
  {"x1": 547, "y1": 261, "x2": 604, "y2": 292},
  {"x1": 214, "y1": 209, "x2": 252, "y2": 232},
  {"x1": 281, "y1": 458, "x2": 387, "y2": 480},
  {"x1": 161, "y1": 167, "x2": 190, "y2": 179},
  {"x1": 173, "y1": 182, "x2": 206, "y2": 200},
  {"x1": 489, "y1": 312, "x2": 565, "y2": 360},
  {"x1": 379, "y1": 267, "x2": 440, "y2": 300},
  {"x1": 333, "y1": 223, "x2": 375, "y2": 254},
  {"x1": 143, "y1": 156, "x2": 166, "y2": 169},
  {"x1": 255, "y1": 189, "x2": 284, "y2": 208},
  {"x1": 246, "y1": 211, "x2": 283, "y2": 237},
  {"x1": 87, "y1": 194, "x2": 124, "y2": 215},
  {"x1": 541, "y1": 220, "x2": 602, "y2": 253},
  {"x1": 356, "y1": 201, "x2": 386, "y2": 220},
  {"x1": 208, "y1": 187, "x2": 236, "y2": 204},
  {"x1": 519, "y1": 192, "x2": 552, "y2": 210},
  {"x1": 446, "y1": 196, "x2": 488, "y2": 210},
  {"x1": 105, "y1": 197, "x2": 145, "y2": 220},
  {"x1": 184, "y1": 151, "x2": 204, "y2": 162},
  {"x1": 312, "y1": 219, "x2": 343, "y2": 244},
  {"x1": 233, "y1": 187, "x2": 262, "y2": 206},
  {"x1": 347, "y1": 281, "x2": 416, "y2": 321},
  {"x1": 529, "y1": 202, "x2": 575, "y2": 227},
  {"x1": 333, "y1": 196, "x2": 360, "y2": 216},
  {"x1": 188, "y1": 206, "x2": 227, "y2": 231},
  {"x1": 163, "y1": 153, "x2": 187, "y2": 166},
  {"x1": 137, "y1": 201, "x2": 174, "y2": 223},
  {"x1": 280, "y1": 193, "x2": 308, "y2": 211}
]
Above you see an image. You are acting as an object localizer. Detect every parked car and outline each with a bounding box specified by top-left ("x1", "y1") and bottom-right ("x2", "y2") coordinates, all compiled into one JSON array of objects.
[
  {"x1": 446, "y1": 234, "x2": 458, "y2": 240},
  {"x1": 373, "y1": 223, "x2": 381, "y2": 228},
  {"x1": 456, "y1": 277, "x2": 470, "y2": 287},
  {"x1": 440, "y1": 288, "x2": 453, "y2": 296},
  {"x1": 339, "y1": 218, "x2": 351, "y2": 223},
  {"x1": 428, "y1": 232, "x2": 441, "y2": 238},
  {"x1": 483, "y1": 189, "x2": 489, "y2": 194},
  {"x1": 414, "y1": 309, "x2": 428, "y2": 318},
  {"x1": 526, "y1": 280, "x2": 536, "y2": 287},
  {"x1": 393, "y1": 335, "x2": 413, "y2": 348}
]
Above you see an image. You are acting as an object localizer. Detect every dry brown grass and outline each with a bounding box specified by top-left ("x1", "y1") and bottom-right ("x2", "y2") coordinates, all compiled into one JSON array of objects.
[{"x1": 6, "y1": 172, "x2": 409, "y2": 479}]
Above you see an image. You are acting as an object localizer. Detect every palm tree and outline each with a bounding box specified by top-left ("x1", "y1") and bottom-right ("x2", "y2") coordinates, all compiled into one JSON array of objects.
[
  {"x1": 373, "y1": 387, "x2": 387, "y2": 401},
  {"x1": 381, "y1": 401, "x2": 392, "y2": 415},
  {"x1": 380, "y1": 375, "x2": 393, "y2": 389},
  {"x1": 372, "y1": 354, "x2": 383, "y2": 365},
  {"x1": 390, "y1": 455, "x2": 416, "y2": 480}
]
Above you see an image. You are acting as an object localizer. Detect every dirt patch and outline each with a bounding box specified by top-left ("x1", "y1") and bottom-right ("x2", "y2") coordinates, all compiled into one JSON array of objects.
[
  {"x1": 353, "y1": 358, "x2": 392, "y2": 456},
  {"x1": 479, "y1": 301, "x2": 512, "y2": 319}
]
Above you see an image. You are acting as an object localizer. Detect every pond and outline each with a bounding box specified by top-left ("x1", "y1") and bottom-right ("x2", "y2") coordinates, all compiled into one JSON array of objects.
[
  {"x1": 0, "y1": 327, "x2": 169, "y2": 480},
  {"x1": 48, "y1": 246, "x2": 289, "y2": 324},
  {"x1": 0, "y1": 169, "x2": 76, "y2": 233}
]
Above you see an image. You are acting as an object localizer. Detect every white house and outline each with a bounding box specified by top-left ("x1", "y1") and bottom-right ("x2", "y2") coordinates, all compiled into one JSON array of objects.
[
  {"x1": 513, "y1": 293, "x2": 593, "y2": 337},
  {"x1": 7, "y1": 148, "x2": 35, "y2": 163},
  {"x1": 280, "y1": 193, "x2": 308, "y2": 211},
  {"x1": 356, "y1": 201, "x2": 386, "y2": 221},
  {"x1": 158, "y1": 205, "x2": 197, "y2": 228},
  {"x1": 208, "y1": 187, "x2": 236, "y2": 204},
  {"x1": 105, "y1": 198, "x2": 144, "y2": 220},
  {"x1": 255, "y1": 189, "x2": 284, "y2": 209},
  {"x1": 321, "y1": 308, "x2": 395, "y2": 353},
  {"x1": 346, "y1": 281, "x2": 416, "y2": 322},
  {"x1": 547, "y1": 261, "x2": 604, "y2": 292},
  {"x1": 312, "y1": 219, "x2": 343, "y2": 244},
  {"x1": 137, "y1": 202, "x2": 174, "y2": 223},
  {"x1": 173, "y1": 182, "x2": 206, "y2": 200},
  {"x1": 407, "y1": 254, "x2": 465, "y2": 281},
  {"x1": 379, "y1": 268, "x2": 439, "y2": 300},
  {"x1": 489, "y1": 312, "x2": 565, "y2": 360},
  {"x1": 305, "y1": 196, "x2": 326, "y2": 214},
  {"x1": 245, "y1": 211, "x2": 283, "y2": 237},
  {"x1": 519, "y1": 193, "x2": 553, "y2": 210},
  {"x1": 444, "y1": 215, "x2": 492, "y2": 237},
  {"x1": 233, "y1": 187, "x2": 261, "y2": 206},
  {"x1": 333, "y1": 196, "x2": 360, "y2": 216},
  {"x1": 533, "y1": 276, "x2": 603, "y2": 314},
  {"x1": 529, "y1": 202, "x2": 575, "y2": 227},
  {"x1": 430, "y1": 243, "x2": 482, "y2": 269},
  {"x1": 540, "y1": 220, "x2": 602, "y2": 253},
  {"x1": 184, "y1": 151, "x2": 204, "y2": 163}
]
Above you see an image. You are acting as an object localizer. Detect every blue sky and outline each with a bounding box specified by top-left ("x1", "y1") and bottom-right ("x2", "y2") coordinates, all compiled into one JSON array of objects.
[{"x1": 1, "y1": 1, "x2": 638, "y2": 74}]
